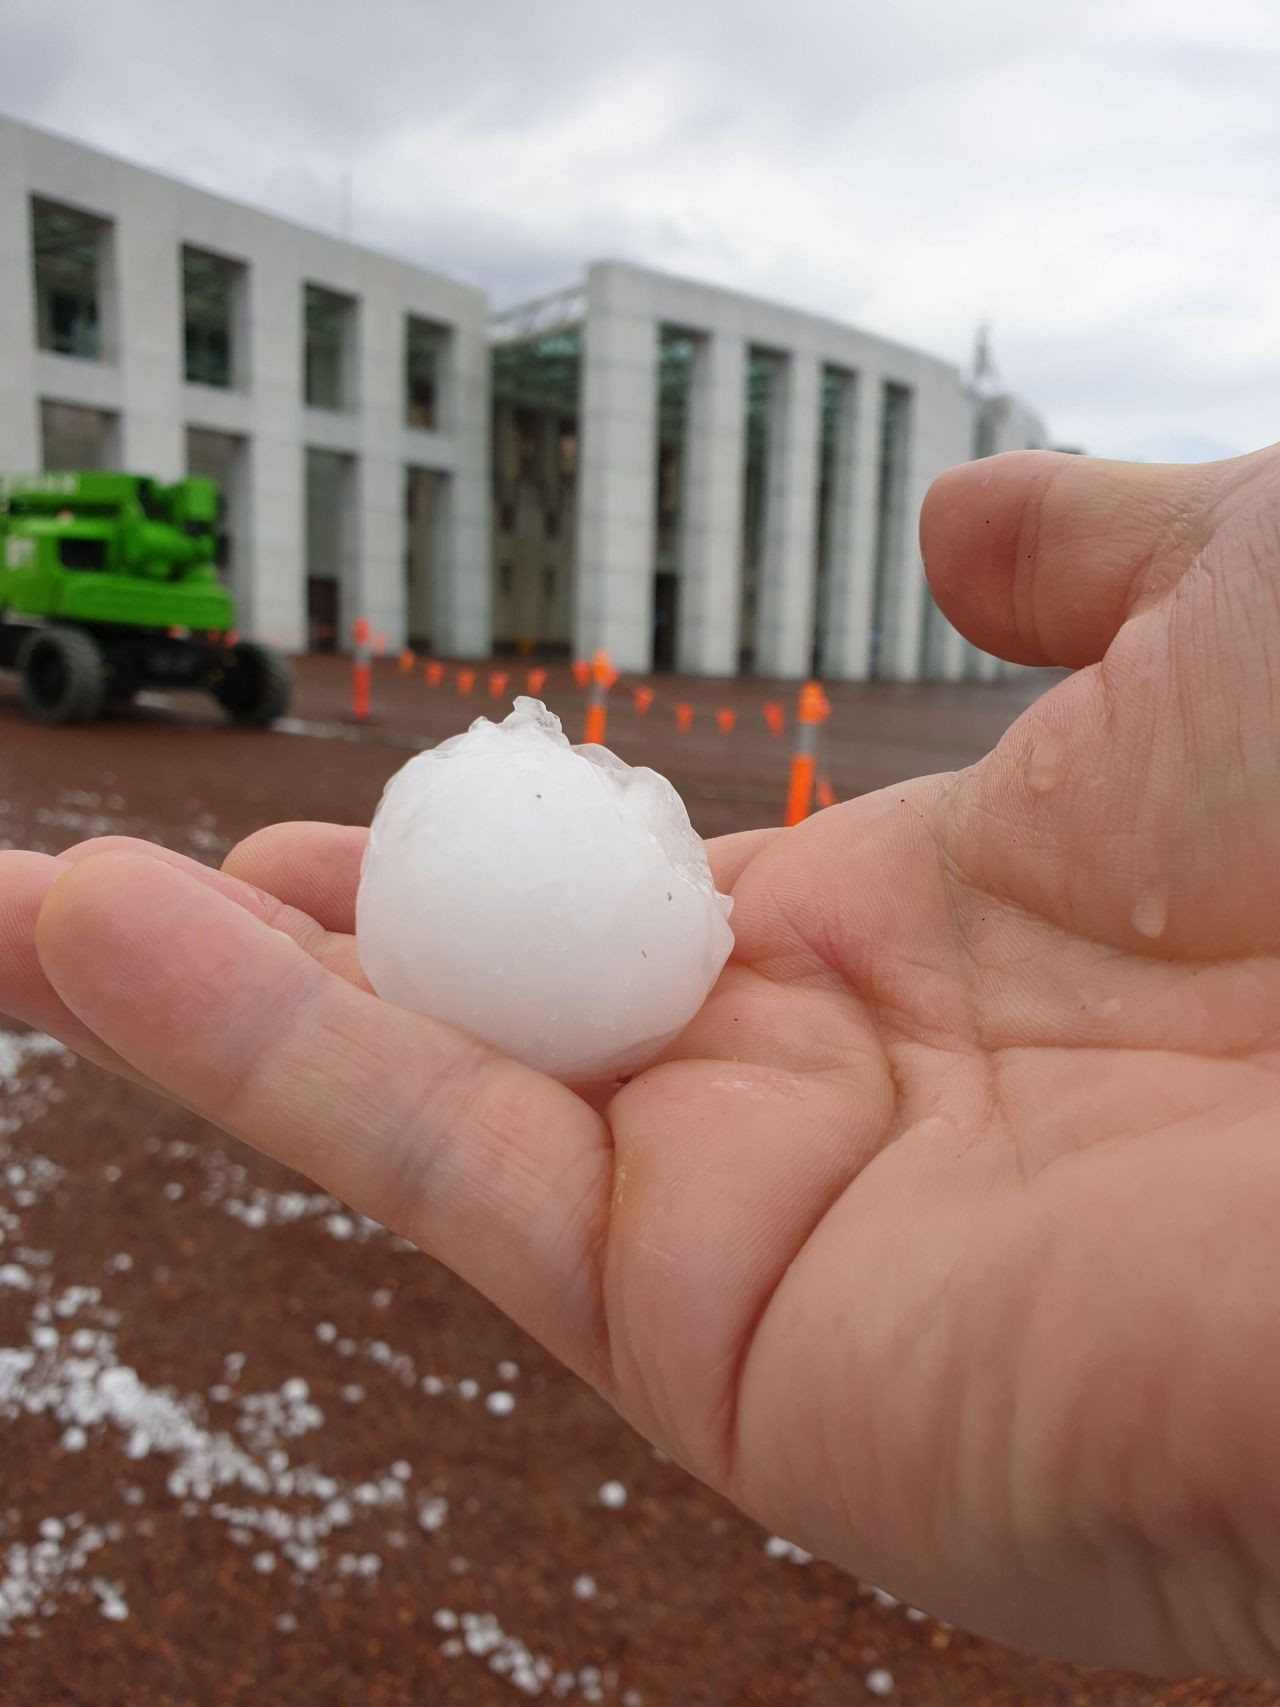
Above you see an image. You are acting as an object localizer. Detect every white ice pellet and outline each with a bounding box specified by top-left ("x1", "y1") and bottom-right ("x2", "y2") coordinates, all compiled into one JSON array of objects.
[
  {"x1": 355, "y1": 699, "x2": 734, "y2": 1081},
  {"x1": 597, "y1": 1481, "x2": 627, "y2": 1510},
  {"x1": 485, "y1": 1391, "x2": 515, "y2": 1416},
  {"x1": 866, "y1": 1669, "x2": 894, "y2": 1695}
]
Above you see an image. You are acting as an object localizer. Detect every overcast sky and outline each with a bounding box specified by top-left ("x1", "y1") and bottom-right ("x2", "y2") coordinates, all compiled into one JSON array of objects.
[{"x1": 3, "y1": 0, "x2": 1277, "y2": 462}]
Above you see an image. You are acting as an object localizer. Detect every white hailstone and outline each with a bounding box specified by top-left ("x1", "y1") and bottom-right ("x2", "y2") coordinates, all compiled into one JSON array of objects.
[
  {"x1": 355, "y1": 699, "x2": 734, "y2": 1082},
  {"x1": 597, "y1": 1481, "x2": 627, "y2": 1510},
  {"x1": 865, "y1": 1669, "x2": 894, "y2": 1696},
  {"x1": 485, "y1": 1390, "x2": 515, "y2": 1417}
]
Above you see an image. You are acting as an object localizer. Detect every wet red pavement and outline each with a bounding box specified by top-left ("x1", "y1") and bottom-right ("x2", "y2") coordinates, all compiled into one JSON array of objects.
[{"x1": 0, "y1": 657, "x2": 1274, "y2": 1705}]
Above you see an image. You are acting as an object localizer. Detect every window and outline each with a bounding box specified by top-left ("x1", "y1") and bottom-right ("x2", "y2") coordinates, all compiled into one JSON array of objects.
[
  {"x1": 304, "y1": 283, "x2": 357, "y2": 411},
  {"x1": 58, "y1": 537, "x2": 106, "y2": 570},
  {"x1": 406, "y1": 315, "x2": 449, "y2": 429},
  {"x1": 31, "y1": 197, "x2": 108, "y2": 361},
  {"x1": 40, "y1": 401, "x2": 119, "y2": 471},
  {"x1": 183, "y1": 247, "x2": 243, "y2": 389}
]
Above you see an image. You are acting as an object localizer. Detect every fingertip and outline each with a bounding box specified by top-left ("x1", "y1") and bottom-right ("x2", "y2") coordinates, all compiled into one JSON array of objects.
[
  {"x1": 0, "y1": 850, "x2": 60, "y2": 997},
  {"x1": 35, "y1": 848, "x2": 150, "y2": 968},
  {"x1": 223, "y1": 821, "x2": 368, "y2": 934},
  {"x1": 920, "y1": 451, "x2": 1055, "y2": 653},
  {"x1": 56, "y1": 834, "x2": 163, "y2": 866}
]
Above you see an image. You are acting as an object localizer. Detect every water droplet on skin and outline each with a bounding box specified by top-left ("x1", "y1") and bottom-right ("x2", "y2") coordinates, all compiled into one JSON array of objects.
[
  {"x1": 1025, "y1": 736, "x2": 1066, "y2": 794},
  {"x1": 1131, "y1": 894, "x2": 1167, "y2": 940}
]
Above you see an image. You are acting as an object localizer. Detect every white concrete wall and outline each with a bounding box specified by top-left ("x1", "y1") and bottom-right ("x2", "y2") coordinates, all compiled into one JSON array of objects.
[
  {"x1": 675, "y1": 332, "x2": 745, "y2": 676},
  {"x1": 755, "y1": 350, "x2": 820, "y2": 677},
  {"x1": 0, "y1": 114, "x2": 489, "y2": 655},
  {"x1": 572, "y1": 261, "x2": 979, "y2": 681},
  {"x1": 573, "y1": 267, "x2": 660, "y2": 669}
]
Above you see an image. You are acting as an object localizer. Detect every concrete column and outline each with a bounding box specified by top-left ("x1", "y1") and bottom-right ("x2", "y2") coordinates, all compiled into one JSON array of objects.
[
  {"x1": 433, "y1": 320, "x2": 490, "y2": 656},
  {"x1": 354, "y1": 289, "x2": 406, "y2": 650},
  {"x1": 0, "y1": 133, "x2": 40, "y2": 470},
  {"x1": 873, "y1": 386, "x2": 924, "y2": 682},
  {"x1": 676, "y1": 331, "x2": 745, "y2": 676},
  {"x1": 940, "y1": 619, "x2": 968, "y2": 682},
  {"x1": 818, "y1": 369, "x2": 880, "y2": 679},
  {"x1": 241, "y1": 258, "x2": 305, "y2": 648},
  {"x1": 405, "y1": 470, "x2": 433, "y2": 643},
  {"x1": 878, "y1": 378, "x2": 973, "y2": 683},
  {"x1": 354, "y1": 450, "x2": 404, "y2": 650},
  {"x1": 754, "y1": 349, "x2": 820, "y2": 678},
  {"x1": 574, "y1": 288, "x2": 659, "y2": 670},
  {"x1": 115, "y1": 204, "x2": 184, "y2": 478}
]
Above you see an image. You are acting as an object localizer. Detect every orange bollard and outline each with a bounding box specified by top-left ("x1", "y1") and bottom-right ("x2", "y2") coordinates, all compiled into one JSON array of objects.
[
  {"x1": 763, "y1": 700, "x2": 785, "y2": 737},
  {"x1": 351, "y1": 616, "x2": 372, "y2": 722},
  {"x1": 571, "y1": 659, "x2": 591, "y2": 690},
  {"x1": 583, "y1": 650, "x2": 612, "y2": 745},
  {"x1": 815, "y1": 777, "x2": 837, "y2": 810},
  {"x1": 784, "y1": 681, "x2": 832, "y2": 826},
  {"x1": 424, "y1": 660, "x2": 444, "y2": 686},
  {"x1": 633, "y1": 686, "x2": 654, "y2": 716},
  {"x1": 489, "y1": 670, "x2": 509, "y2": 699},
  {"x1": 398, "y1": 648, "x2": 415, "y2": 674},
  {"x1": 715, "y1": 707, "x2": 736, "y2": 734},
  {"x1": 457, "y1": 668, "x2": 475, "y2": 695},
  {"x1": 526, "y1": 666, "x2": 547, "y2": 695},
  {"x1": 675, "y1": 702, "x2": 694, "y2": 732}
]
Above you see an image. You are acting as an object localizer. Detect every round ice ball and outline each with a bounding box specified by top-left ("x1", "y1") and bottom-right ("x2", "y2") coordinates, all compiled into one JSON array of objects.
[{"x1": 355, "y1": 697, "x2": 734, "y2": 1082}]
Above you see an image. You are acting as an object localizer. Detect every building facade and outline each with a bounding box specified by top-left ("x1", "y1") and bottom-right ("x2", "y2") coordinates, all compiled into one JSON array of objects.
[
  {"x1": 492, "y1": 265, "x2": 1047, "y2": 682},
  {"x1": 1, "y1": 116, "x2": 1048, "y2": 682},
  {"x1": 0, "y1": 115, "x2": 491, "y2": 656}
]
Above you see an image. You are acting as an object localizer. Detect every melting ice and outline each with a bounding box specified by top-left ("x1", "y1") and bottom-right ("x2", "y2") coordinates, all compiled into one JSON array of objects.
[{"x1": 355, "y1": 698, "x2": 734, "y2": 1081}]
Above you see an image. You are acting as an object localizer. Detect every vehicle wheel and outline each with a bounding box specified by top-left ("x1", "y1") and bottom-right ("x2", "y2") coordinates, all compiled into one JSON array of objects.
[
  {"x1": 210, "y1": 641, "x2": 291, "y2": 727},
  {"x1": 17, "y1": 626, "x2": 106, "y2": 726}
]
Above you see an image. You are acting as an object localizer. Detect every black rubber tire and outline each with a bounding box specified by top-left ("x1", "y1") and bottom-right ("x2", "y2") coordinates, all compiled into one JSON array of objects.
[
  {"x1": 17, "y1": 626, "x2": 106, "y2": 726},
  {"x1": 210, "y1": 641, "x2": 291, "y2": 727}
]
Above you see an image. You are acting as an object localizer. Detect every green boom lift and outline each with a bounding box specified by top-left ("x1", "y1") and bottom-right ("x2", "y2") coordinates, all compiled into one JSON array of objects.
[{"x1": 0, "y1": 471, "x2": 289, "y2": 726}]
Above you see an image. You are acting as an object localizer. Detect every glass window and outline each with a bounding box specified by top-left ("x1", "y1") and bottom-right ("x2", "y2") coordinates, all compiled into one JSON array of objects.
[
  {"x1": 406, "y1": 315, "x2": 449, "y2": 429},
  {"x1": 183, "y1": 247, "x2": 243, "y2": 389},
  {"x1": 31, "y1": 197, "x2": 106, "y2": 361},
  {"x1": 304, "y1": 283, "x2": 357, "y2": 411}
]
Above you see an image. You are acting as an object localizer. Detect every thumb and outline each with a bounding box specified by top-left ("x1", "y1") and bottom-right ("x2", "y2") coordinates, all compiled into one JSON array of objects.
[{"x1": 920, "y1": 448, "x2": 1234, "y2": 668}]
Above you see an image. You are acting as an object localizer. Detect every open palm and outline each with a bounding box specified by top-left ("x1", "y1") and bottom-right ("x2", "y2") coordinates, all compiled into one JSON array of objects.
[{"x1": 3, "y1": 447, "x2": 1279, "y2": 1680}]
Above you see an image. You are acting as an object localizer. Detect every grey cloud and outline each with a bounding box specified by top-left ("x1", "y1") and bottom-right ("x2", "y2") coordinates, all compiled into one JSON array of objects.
[{"x1": 2, "y1": 0, "x2": 1277, "y2": 463}]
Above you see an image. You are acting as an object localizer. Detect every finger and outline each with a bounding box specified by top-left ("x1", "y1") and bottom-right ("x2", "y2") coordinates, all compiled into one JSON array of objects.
[
  {"x1": 36, "y1": 852, "x2": 614, "y2": 1383},
  {"x1": 708, "y1": 827, "x2": 782, "y2": 895},
  {"x1": 919, "y1": 448, "x2": 1232, "y2": 668},
  {"x1": 0, "y1": 850, "x2": 154, "y2": 1085},
  {"x1": 223, "y1": 822, "x2": 367, "y2": 934},
  {"x1": 57, "y1": 835, "x2": 368, "y2": 988},
  {"x1": 224, "y1": 821, "x2": 772, "y2": 963}
]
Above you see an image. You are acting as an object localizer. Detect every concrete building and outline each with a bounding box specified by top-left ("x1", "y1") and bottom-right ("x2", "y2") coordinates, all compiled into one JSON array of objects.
[
  {"x1": 1, "y1": 114, "x2": 1049, "y2": 682},
  {"x1": 492, "y1": 265, "x2": 1046, "y2": 681},
  {"x1": 0, "y1": 114, "x2": 490, "y2": 656}
]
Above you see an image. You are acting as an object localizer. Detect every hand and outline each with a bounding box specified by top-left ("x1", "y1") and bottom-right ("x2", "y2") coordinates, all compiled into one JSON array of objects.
[{"x1": 3, "y1": 445, "x2": 1279, "y2": 1680}]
